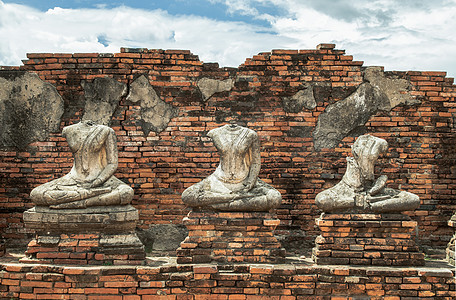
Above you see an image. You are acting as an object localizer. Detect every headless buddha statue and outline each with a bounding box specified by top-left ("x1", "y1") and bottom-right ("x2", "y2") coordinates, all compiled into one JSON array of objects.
[
  {"x1": 30, "y1": 120, "x2": 133, "y2": 209},
  {"x1": 182, "y1": 124, "x2": 282, "y2": 211},
  {"x1": 315, "y1": 134, "x2": 420, "y2": 213}
]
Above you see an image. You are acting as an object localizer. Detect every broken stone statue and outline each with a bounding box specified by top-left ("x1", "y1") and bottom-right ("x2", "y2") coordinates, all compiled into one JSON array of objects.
[
  {"x1": 23, "y1": 120, "x2": 144, "y2": 265},
  {"x1": 30, "y1": 120, "x2": 133, "y2": 209},
  {"x1": 315, "y1": 134, "x2": 420, "y2": 213},
  {"x1": 182, "y1": 123, "x2": 282, "y2": 211}
]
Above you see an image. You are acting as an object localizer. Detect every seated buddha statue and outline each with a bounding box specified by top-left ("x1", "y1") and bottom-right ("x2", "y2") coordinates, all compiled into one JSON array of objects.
[
  {"x1": 30, "y1": 120, "x2": 133, "y2": 209},
  {"x1": 315, "y1": 134, "x2": 420, "y2": 213},
  {"x1": 182, "y1": 123, "x2": 282, "y2": 211}
]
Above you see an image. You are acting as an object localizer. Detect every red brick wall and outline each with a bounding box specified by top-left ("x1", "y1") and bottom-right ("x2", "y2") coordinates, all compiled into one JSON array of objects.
[
  {"x1": 1, "y1": 44, "x2": 455, "y2": 247},
  {"x1": 0, "y1": 262, "x2": 454, "y2": 299}
]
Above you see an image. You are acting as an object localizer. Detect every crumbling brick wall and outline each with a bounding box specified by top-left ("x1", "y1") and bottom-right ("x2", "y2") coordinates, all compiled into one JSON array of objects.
[{"x1": 0, "y1": 44, "x2": 455, "y2": 249}]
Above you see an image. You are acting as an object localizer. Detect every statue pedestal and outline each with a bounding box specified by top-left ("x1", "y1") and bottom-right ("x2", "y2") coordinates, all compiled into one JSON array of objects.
[
  {"x1": 446, "y1": 214, "x2": 456, "y2": 266},
  {"x1": 22, "y1": 205, "x2": 145, "y2": 265},
  {"x1": 313, "y1": 213, "x2": 425, "y2": 266},
  {"x1": 177, "y1": 210, "x2": 286, "y2": 264}
]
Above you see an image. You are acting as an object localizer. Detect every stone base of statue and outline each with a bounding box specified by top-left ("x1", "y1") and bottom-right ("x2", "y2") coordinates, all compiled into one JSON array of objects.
[
  {"x1": 177, "y1": 210, "x2": 286, "y2": 264},
  {"x1": 312, "y1": 213, "x2": 425, "y2": 266},
  {"x1": 446, "y1": 214, "x2": 456, "y2": 266},
  {"x1": 21, "y1": 205, "x2": 145, "y2": 265}
]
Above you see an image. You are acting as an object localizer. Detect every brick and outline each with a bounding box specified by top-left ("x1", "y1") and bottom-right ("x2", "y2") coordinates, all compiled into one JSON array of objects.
[
  {"x1": 84, "y1": 288, "x2": 119, "y2": 294},
  {"x1": 193, "y1": 265, "x2": 218, "y2": 274},
  {"x1": 21, "y1": 281, "x2": 53, "y2": 288},
  {"x1": 250, "y1": 265, "x2": 274, "y2": 274},
  {"x1": 104, "y1": 281, "x2": 138, "y2": 288}
]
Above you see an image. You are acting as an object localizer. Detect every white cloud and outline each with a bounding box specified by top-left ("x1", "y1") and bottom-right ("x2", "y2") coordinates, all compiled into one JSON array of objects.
[
  {"x1": 0, "y1": 1, "x2": 290, "y2": 67},
  {"x1": 207, "y1": 0, "x2": 456, "y2": 76},
  {"x1": 0, "y1": 0, "x2": 455, "y2": 78}
]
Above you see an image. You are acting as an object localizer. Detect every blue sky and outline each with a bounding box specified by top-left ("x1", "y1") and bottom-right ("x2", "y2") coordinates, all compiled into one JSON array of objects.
[
  {"x1": 3, "y1": 1, "x2": 277, "y2": 26},
  {"x1": 1, "y1": 0, "x2": 456, "y2": 78}
]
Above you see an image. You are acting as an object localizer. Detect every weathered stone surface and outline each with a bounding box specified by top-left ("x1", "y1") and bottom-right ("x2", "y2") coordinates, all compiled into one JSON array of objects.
[
  {"x1": 182, "y1": 124, "x2": 282, "y2": 212},
  {"x1": 364, "y1": 67, "x2": 420, "y2": 108},
  {"x1": 313, "y1": 68, "x2": 419, "y2": 150},
  {"x1": 282, "y1": 83, "x2": 316, "y2": 113},
  {"x1": 313, "y1": 83, "x2": 388, "y2": 150},
  {"x1": 23, "y1": 204, "x2": 145, "y2": 264},
  {"x1": 0, "y1": 71, "x2": 64, "y2": 149},
  {"x1": 126, "y1": 75, "x2": 178, "y2": 135},
  {"x1": 197, "y1": 77, "x2": 233, "y2": 101},
  {"x1": 235, "y1": 75, "x2": 257, "y2": 83},
  {"x1": 30, "y1": 121, "x2": 134, "y2": 209},
  {"x1": 23, "y1": 205, "x2": 139, "y2": 233},
  {"x1": 315, "y1": 134, "x2": 420, "y2": 213},
  {"x1": 100, "y1": 234, "x2": 144, "y2": 247},
  {"x1": 137, "y1": 224, "x2": 188, "y2": 252},
  {"x1": 81, "y1": 77, "x2": 127, "y2": 125}
]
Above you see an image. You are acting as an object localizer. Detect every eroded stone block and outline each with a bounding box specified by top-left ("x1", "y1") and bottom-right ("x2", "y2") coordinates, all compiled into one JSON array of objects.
[
  {"x1": 81, "y1": 77, "x2": 127, "y2": 125},
  {"x1": 282, "y1": 83, "x2": 316, "y2": 113},
  {"x1": 313, "y1": 67, "x2": 420, "y2": 150},
  {"x1": 0, "y1": 71, "x2": 64, "y2": 149},
  {"x1": 127, "y1": 75, "x2": 178, "y2": 135},
  {"x1": 197, "y1": 77, "x2": 233, "y2": 101}
]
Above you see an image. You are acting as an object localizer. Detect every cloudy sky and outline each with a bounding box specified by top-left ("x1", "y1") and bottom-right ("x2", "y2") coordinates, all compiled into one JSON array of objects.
[{"x1": 1, "y1": 0, "x2": 456, "y2": 78}]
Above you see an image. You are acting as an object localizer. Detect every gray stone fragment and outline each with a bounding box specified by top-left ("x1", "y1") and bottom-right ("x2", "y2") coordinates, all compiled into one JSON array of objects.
[
  {"x1": 37, "y1": 235, "x2": 60, "y2": 246},
  {"x1": 81, "y1": 77, "x2": 127, "y2": 125},
  {"x1": 313, "y1": 68, "x2": 420, "y2": 150},
  {"x1": 235, "y1": 75, "x2": 257, "y2": 83},
  {"x1": 313, "y1": 83, "x2": 389, "y2": 150},
  {"x1": 24, "y1": 205, "x2": 139, "y2": 233},
  {"x1": 364, "y1": 67, "x2": 421, "y2": 108},
  {"x1": 283, "y1": 83, "x2": 317, "y2": 113},
  {"x1": 197, "y1": 77, "x2": 233, "y2": 101},
  {"x1": 100, "y1": 234, "x2": 143, "y2": 247},
  {"x1": 137, "y1": 224, "x2": 188, "y2": 251},
  {"x1": 345, "y1": 276, "x2": 368, "y2": 283},
  {"x1": 0, "y1": 71, "x2": 64, "y2": 149},
  {"x1": 127, "y1": 75, "x2": 178, "y2": 135}
]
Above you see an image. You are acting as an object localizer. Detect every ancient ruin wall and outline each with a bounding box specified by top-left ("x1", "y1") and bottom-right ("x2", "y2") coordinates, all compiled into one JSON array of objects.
[
  {"x1": 0, "y1": 262, "x2": 454, "y2": 299},
  {"x1": 0, "y1": 44, "x2": 455, "y2": 249}
]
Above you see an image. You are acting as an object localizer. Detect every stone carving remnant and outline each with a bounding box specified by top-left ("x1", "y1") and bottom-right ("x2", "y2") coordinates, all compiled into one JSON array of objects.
[
  {"x1": 364, "y1": 67, "x2": 420, "y2": 108},
  {"x1": 30, "y1": 120, "x2": 133, "y2": 209},
  {"x1": 313, "y1": 67, "x2": 420, "y2": 150},
  {"x1": 0, "y1": 71, "x2": 64, "y2": 149},
  {"x1": 182, "y1": 124, "x2": 282, "y2": 211},
  {"x1": 126, "y1": 75, "x2": 178, "y2": 135},
  {"x1": 197, "y1": 77, "x2": 233, "y2": 101},
  {"x1": 315, "y1": 134, "x2": 420, "y2": 213},
  {"x1": 313, "y1": 83, "x2": 388, "y2": 150},
  {"x1": 81, "y1": 77, "x2": 127, "y2": 125},
  {"x1": 282, "y1": 83, "x2": 316, "y2": 113}
]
